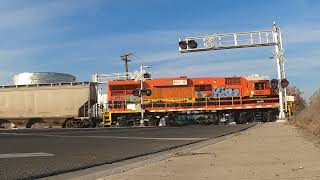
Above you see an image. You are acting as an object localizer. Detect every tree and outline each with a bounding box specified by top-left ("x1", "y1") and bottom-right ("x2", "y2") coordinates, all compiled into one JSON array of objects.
[
  {"x1": 293, "y1": 88, "x2": 320, "y2": 135},
  {"x1": 309, "y1": 89, "x2": 320, "y2": 107}
]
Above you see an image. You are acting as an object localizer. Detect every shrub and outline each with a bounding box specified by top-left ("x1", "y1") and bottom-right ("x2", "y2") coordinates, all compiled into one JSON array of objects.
[{"x1": 293, "y1": 88, "x2": 320, "y2": 135}]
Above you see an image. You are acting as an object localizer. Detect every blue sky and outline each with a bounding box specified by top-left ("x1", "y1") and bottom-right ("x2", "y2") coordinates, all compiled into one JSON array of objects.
[{"x1": 0, "y1": 0, "x2": 319, "y2": 98}]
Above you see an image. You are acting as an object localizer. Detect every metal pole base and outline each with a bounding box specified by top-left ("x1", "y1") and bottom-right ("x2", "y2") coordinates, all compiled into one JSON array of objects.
[
  {"x1": 276, "y1": 119, "x2": 288, "y2": 123},
  {"x1": 139, "y1": 119, "x2": 145, "y2": 127},
  {"x1": 276, "y1": 112, "x2": 288, "y2": 123}
]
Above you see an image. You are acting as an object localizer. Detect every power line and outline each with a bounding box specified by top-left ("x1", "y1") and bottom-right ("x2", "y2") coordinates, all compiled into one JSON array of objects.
[{"x1": 131, "y1": 54, "x2": 146, "y2": 65}]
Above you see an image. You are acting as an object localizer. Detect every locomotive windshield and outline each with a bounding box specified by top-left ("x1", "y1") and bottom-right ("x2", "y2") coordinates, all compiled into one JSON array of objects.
[{"x1": 254, "y1": 82, "x2": 265, "y2": 90}]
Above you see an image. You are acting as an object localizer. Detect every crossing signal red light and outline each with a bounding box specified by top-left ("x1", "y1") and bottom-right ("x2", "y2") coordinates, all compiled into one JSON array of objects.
[
  {"x1": 281, "y1": 79, "x2": 289, "y2": 88},
  {"x1": 188, "y1": 40, "x2": 197, "y2": 49},
  {"x1": 179, "y1": 41, "x2": 187, "y2": 49},
  {"x1": 133, "y1": 88, "x2": 140, "y2": 96},
  {"x1": 140, "y1": 89, "x2": 152, "y2": 96},
  {"x1": 179, "y1": 40, "x2": 198, "y2": 50},
  {"x1": 270, "y1": 79, "x2": 278, "y2": 89},
  {"x1": 132, "y1": 88, "x2": 152, "y2": 96},
  {"x1": 145, "y1": 89, "x2": 152, "y2": 96}
]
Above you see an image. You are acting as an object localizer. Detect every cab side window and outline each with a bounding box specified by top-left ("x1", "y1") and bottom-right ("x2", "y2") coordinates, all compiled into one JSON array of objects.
[
  {"x1": 254, "y1": 82, "x2": 265, "y2": 90},
  {"x1": 194, "y1": 85, "x2": 212, "y2": 91}
]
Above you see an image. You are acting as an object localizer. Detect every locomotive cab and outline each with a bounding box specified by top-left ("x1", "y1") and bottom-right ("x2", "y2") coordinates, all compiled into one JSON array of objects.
[{"x1": 250, "y1": 80, "x2": 271, "y2": 96}]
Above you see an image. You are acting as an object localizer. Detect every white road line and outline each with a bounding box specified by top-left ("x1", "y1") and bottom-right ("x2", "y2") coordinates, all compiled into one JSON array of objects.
[
  {"x1": 42, "y1": 134, "x2": 209, "y2": 141},
  {"x1": 0, "y1": 133, "x2": 208, "y2": 141},
  {"x1": 76, "y1": 136, "x2": 209, "y2": 141},
  {"x1": 0, "y1": 153, "x2": 55, "y2": 159}
]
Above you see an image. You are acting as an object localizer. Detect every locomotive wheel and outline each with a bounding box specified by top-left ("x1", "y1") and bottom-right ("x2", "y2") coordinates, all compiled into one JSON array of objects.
[
  {"x1": 86, "y1": 120, "x2": 94, "y2": 128},
  {"x1": 65, "y1": 119, "x2": 78, "y2": 128},
  {"x1": 82, "y1": 119, "x2": 94, "y2": 128}
]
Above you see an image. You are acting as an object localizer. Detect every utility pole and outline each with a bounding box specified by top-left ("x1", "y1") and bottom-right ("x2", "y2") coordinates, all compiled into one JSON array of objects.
[{"x1": 120, "y1": 53, "x2": 132, "y2": 80}]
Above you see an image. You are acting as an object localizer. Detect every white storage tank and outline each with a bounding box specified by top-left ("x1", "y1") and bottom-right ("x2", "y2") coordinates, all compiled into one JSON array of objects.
[{"x1": 13, "y1": 72, "x2": 76, "y2": 85}]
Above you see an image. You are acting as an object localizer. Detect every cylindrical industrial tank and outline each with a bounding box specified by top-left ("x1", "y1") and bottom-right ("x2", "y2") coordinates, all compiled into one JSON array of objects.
[{"x1": 13, "y1": 72, "x2": 76, "y2": 85}]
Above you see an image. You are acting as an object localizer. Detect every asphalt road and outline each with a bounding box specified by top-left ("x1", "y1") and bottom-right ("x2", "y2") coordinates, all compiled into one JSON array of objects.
[{"x1": 0, "y1": 124, "x2": 254, "y2": 180}]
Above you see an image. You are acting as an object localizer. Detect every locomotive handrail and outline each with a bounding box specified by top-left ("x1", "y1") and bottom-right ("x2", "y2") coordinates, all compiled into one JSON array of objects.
[{"x1": 107, "y1": 96, "x2": 279, "y2": 112}]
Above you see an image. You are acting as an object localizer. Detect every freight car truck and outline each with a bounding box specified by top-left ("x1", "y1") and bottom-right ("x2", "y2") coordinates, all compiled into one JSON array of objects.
[{"x1": 0, "y1": 82, "x2": 100, "y2": 128}]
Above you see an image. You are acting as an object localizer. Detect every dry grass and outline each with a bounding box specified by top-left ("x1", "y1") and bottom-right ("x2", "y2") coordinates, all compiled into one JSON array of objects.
[{"x1": 292, "y1": 90, "x2": 320, "y2": 136}]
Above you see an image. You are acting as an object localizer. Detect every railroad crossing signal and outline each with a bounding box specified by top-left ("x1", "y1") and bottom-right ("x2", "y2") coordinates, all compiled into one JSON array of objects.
[
  {"x1": 130, "y1": 70, "x2": 151, "y2": 82},
  {"x1": 178, "y1": 29, "x2": 277, "y2": 53},
  {"x1": 178, "y1": 22, "x2": 288, "y2": 120}
]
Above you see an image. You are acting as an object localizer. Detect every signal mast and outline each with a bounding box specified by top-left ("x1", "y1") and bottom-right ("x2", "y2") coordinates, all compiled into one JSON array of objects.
[{"x1": 178, "y1": 22, "x2": 287, "y2": 121}]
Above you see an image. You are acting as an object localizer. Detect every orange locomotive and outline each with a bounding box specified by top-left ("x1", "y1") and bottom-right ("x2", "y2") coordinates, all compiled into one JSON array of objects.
[{"x1": 106, "y1": 76, "x2": 279, "y2": 125}]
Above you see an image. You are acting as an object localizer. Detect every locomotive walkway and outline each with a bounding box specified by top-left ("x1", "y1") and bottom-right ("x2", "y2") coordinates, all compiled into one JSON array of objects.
[{"x1": 103, "y1": 123, "x2": 320, "y2": 180}]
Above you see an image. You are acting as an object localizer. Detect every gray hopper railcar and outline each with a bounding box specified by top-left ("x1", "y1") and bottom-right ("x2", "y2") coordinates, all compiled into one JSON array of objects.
[{"x1": 0, "y1": 82, "x2": 100, "y2": 128}]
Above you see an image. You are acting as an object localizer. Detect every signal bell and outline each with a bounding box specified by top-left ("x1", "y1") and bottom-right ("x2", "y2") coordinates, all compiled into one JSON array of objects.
[
  {"x1": 143, "y1": 73, "x2": 151, "y2": 79},
  {"x1": 179, "y1": 40, "x2": 198, "y2": 50}
]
